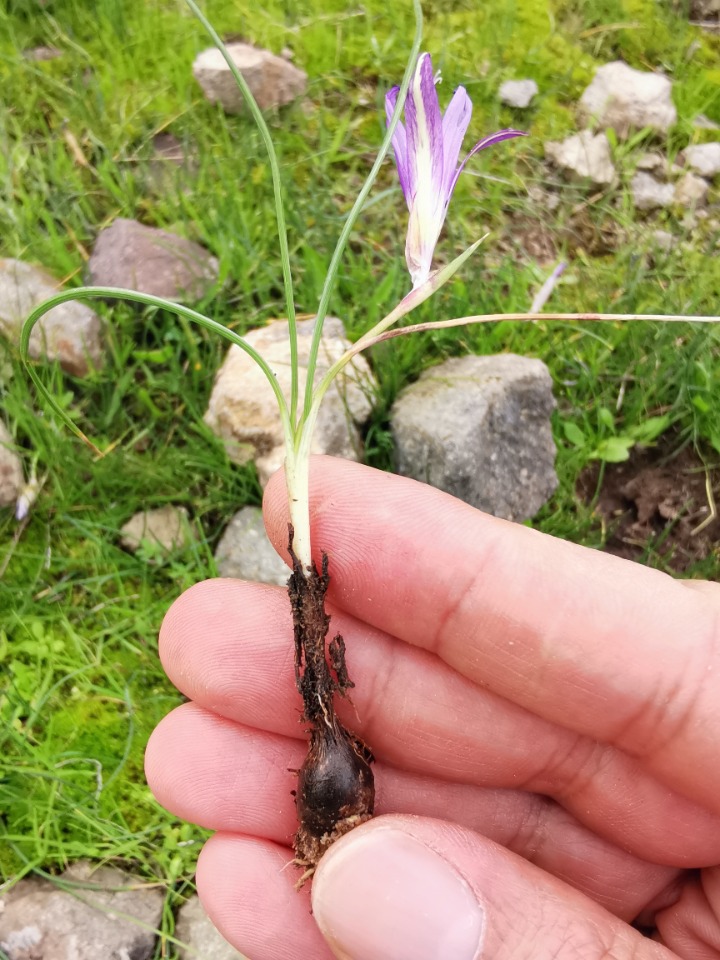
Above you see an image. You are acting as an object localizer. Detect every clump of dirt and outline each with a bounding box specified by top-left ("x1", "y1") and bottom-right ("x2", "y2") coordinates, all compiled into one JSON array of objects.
[
  {"x1": 687, "y1": 0, "x2": 719, "y2": 22},
  {"x1": 578, "y1": 442, "x2": 720, "y2": 571},
  {"x1": 502, "y1": 213, "x2": 558, "y2": 263},
  {"x1": 565, "y1": 206, "x2": 627, "y2": 256}
]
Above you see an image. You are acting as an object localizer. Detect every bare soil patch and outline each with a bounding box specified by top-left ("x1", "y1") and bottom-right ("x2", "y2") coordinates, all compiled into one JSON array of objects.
[{"x1": 578, "y1": 441, "x2": 720, "y2": 572}]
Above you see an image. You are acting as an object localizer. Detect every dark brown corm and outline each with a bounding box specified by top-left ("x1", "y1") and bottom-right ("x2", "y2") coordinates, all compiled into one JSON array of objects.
[{"x1": 287, "y1": 526, "x2": 375, "y2": 886}]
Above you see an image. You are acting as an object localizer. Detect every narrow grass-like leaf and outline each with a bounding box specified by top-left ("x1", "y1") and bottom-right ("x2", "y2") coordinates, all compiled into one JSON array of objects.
[
  {"x1": 354, "y1": 312, "x2": 720, "y2": 352},
  {"x1": 20, "y1": 287, "x2": 291, "y2": 452},
  {"x1": 184, "y1": 0, "x2": 299, "y2": 425}
]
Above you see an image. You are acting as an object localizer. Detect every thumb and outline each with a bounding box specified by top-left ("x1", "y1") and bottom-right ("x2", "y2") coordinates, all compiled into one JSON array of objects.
[{"x1": 311, "y1": 815, "x2": 671, "y2": 960}]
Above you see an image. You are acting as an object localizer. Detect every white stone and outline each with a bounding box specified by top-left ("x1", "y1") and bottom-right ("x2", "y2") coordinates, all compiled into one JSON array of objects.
[
  {"x1": 499, "y1": 78, "x2": 538, "y2": 108},
  {"x1": 630, "y1": 171, "x2": 674, "y2": 210},
  {"x1": 193, "y1": 43, "x2": 307, "y2": 114},
  {"x1": 176, "y1": 894, "x2": 241, "y2": 960},
  {"x1": 0, "y1": 259, "x2": 104, "y2": 375},
  {"x1": 391, "y1": 354, "x2": 558, "y2": 522},
  {"x1": 636, "y1": 152, "x2": 666, "y2": 174},
  {"x1": 544, "y1": 130, "x2": 616, "y2": 185},
  {"x1": 204, "y1": 315, "x2": 375, "y2": 486},
  {"x1": 674, "y1": 172, "x2": 709, "y2": 207},
  {"x1": 214, "y1": 506, "x2": 289, "y2": 585},
  {"x1": 0, "y1": 421, "x2": 23, "y2": 509},
  {"x1": 579, "y1": 61, "x2": 677, "y2": 137},
  {"x1": 120, "y1": 505, "x2": 193, "y2": 553},
  {"x1": 682, "y1": 142, "x2": 720, "y2": 178},
  {"x1": 651, "y1": 229, "x2": 675, "y2": 251}
]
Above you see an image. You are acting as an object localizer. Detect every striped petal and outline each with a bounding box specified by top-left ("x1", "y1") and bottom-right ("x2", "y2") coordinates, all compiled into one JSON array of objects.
[
  {"x1": 385, "y1": 85, "x2": 413, "y2": 206},
  {"x1": 441, "y1": 85, "x2": 473, "y2": 197},
  {"x1": 447, "y1": 128, "x2": 527, "y2": 199},
  {"x1": 405, "y1": 53, "x2": 444, "y2": 201}
]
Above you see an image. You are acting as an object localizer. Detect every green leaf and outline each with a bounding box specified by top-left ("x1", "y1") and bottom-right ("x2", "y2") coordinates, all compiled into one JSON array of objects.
[
  {"x1": 562, "y1": 421, "x2": 586, "y2": 447},
  {"x1": 598, "y1": 406, "x2": 615, "y2": 429},
  {"x1": 630, "y1": 414, "x2": 671, "y2": 444},
  {"x1": 132, "y1": 345, "x2": 175, "y2": 364},
  {"x1": 593, "y1": 436, "x2": 635, "y2": 462}
]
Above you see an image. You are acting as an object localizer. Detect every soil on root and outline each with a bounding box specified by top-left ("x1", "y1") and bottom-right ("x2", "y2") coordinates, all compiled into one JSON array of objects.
[
  {"x1": 287, "y1": 527, "x2": 375, "y2": 886},
  {"x1": 578, "y1": 442, "x2": 720, "y2": 573}
]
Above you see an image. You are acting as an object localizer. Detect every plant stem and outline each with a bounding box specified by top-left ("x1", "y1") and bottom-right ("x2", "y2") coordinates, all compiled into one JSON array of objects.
[
  {"x1": 285, "y1": 392, "x2": 326, "y2": 568},
  {"x1": 285, "y1": 442, "x2": 312, "y2": 570}
]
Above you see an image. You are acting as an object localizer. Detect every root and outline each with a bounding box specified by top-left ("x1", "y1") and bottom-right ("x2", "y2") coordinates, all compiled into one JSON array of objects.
[{"x1": 287, "y1": 525, "x2": 375, "y2": 883}]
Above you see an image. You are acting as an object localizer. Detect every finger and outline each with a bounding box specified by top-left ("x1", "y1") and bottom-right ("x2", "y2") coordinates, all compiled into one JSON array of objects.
[
  {"x1": 263, "y1": 456, "x2": 720, "y2": 813},
  {"x1": 310, "y1": 815, "x2": 674, "y2": 960},
  {"x1": 196, "y1": 833, "x2": 333, "y2": 960},
  {"x1": 159, "y1": 578, "x2": 720, "y2": 866},
  {"x1": 145, "y1": 701, "x2": 680, "y2": 920},
  {"x1": 656, "y1": 866, "x2": 720, "y2": 958}
]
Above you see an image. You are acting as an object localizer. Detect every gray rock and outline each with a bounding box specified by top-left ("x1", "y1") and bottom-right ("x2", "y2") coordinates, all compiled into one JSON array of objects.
[
  {"x1": 636, "y1": 152, "x2": 666, "y2": 175},
  {"x1": 630, "y1": 171, "x2": 674, "y2": 210},
  {"x1": 152, "y1": 132, "x2": 186, "y2": 164},
  {"x1": 176, "y1": 894, "x2": 243, "y2": 960},
  {"x1": 214, "y1": 506, "x2": 288, "y2": 585},
  {"x1": 147, "y1": 132, "x2": 187, "y2": 173},
  {"x1": 0, "y1": 421, "x2": 23, "y2": 509},
  {"x1": 526, "y1": 184, "x2": 561, "y2": 212},
  {"x1": 390, "y1": 354, "x2": 558, "y2": 522},
  {"x1": 87, "y1": 218, "x2": 218, "y2": 302},
  {"x1": 690, "y1": 0, "x2": 720, "y2": 19},
  {"x1": 192, "y1": 43, "x2": 307, "y2": 114},
  {"x1": 579, "y1": 61, "x2": 677, "y2": 137},
  {"x1": 651, "y1": 229, "x2": 675, "y2": 251},
  {"x1": 499, "y1": 79, "x2": 538, "y2": 108},
  {"x1": 120, "y1": 505, "x2": 193, "y2": 553},
  {"x1": 544, "y1": 130, "x2": 616, "y2": 186},
  {"x1": 682, "y1": 142, "x2": 720, "y2": 178},
  {"x1": 0, "y1": 861, "x2": 163, "y2": 960},
  {"x1": 674, "y1": 171, "x2": 709, "y2": 208},
  {"x1": 145, "y1": 133, "x2": 198, "y2": 195},
  {"x1": 205, "y1": 315, "x2": 375, "y2": 487},
  {"x1": 0, "y1": 259, "x2": 104, "y2": 376}
]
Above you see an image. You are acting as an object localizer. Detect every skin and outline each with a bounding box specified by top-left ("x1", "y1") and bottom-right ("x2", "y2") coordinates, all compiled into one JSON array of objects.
[{"x1": 146, "y1": 456, "x2": 720, "y2": 960}]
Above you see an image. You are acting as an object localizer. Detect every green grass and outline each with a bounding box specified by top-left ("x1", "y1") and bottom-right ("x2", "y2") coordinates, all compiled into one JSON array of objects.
[{"x1": 1, "y1": 0, "x2": 719, "y2": 953}]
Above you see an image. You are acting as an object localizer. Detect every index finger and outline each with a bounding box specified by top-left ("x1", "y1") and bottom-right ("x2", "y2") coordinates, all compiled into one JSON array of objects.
[{"x1": 263, "y1": 457, "x2": 720, "y2": 814}]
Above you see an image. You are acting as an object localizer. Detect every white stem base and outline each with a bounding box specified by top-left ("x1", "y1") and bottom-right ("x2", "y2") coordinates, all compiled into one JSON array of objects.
[{"x1": 285, "y1": 446, "x2": 312, "y2": 571}]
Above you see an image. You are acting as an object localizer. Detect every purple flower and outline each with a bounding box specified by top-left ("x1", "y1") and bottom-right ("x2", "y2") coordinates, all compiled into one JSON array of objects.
[{"x1": 386, "y1": 53, "x2": 526, "y2": 288}]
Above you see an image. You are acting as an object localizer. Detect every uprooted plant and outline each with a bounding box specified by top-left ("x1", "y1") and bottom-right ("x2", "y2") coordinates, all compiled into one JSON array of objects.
[{"x1": 21, "y1": 0, "x2": 718, "y2": 886}]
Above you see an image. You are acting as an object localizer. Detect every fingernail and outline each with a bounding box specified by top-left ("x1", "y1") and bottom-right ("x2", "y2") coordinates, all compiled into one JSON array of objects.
[{"x1": 311, "y1": 826, "x2": 485, "y2": 960}]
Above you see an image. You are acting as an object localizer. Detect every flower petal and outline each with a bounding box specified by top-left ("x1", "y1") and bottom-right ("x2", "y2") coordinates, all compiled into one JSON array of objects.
[
  {"x1": 385, "y1": 85, "x2": 413, "y2": 206},
  {"x1": 405, "y1": 53, "x2": 444, "y2": 200},
  {"x1": 440, "y1": 85, "x2": 473, "y2": 197},
  {"x1": 404, "y1": 204, "x2": 434, "y2": 288},
  {"x1": 447, "y1": 128, "x2": 527, "y2": 199}
]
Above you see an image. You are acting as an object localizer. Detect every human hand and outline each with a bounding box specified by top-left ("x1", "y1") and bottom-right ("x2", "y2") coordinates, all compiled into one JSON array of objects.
[{"x1": 146, "y1": 456, "x2": 720, "y2": 960}]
